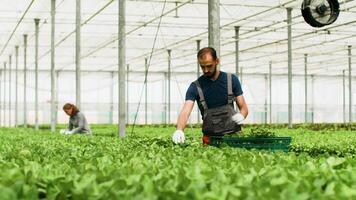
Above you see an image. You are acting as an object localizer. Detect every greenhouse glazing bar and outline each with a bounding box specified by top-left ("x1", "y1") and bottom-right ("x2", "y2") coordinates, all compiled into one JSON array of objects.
[{"x1": 51, "y1": 0, "x2": 56, "y2": 133}]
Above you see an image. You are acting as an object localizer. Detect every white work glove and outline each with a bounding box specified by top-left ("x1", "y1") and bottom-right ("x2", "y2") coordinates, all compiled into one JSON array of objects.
[
  {"x1": 65, "y1": 130, "x2": 74, "y2": 135},
  {"x1": 232, "y1": 113, "x2": 245, "y2": 124},
  {"x1": 172, "y1": 130, "x2": 185, "y2": 144}
]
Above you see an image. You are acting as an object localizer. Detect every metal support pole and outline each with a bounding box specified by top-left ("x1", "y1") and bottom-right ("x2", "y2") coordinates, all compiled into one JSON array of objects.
[
  {"x1": 15, "y1": 46, "x2": 18, "y2": 127},
  {"x1": 304, "y1": 54, "x2": 308, "y2": 123},
  {"x1": 240, "y1": 67, "x2": 243, "y2": 85},
  {"x1": 145, "y1": 58, "x2": 148, "y2": 125},
  {"x1": 34, "y1": 18, "x2": 40, "y2": 131},
  {"x1": 167, "y1": 49, "x2": 171, "y2": 125},
  {"x1": 118, "y1": 0, "x2": 126, "y2": 137},
  {"x1": 348, "y1": 46, "x2": 352, "y2": 128},
  {"x1": 287, "y1": 8, "x2": 292, "y2": 128},
  {"x1": 76, "y1": 0, "x2": 81, "y2": 109},
  {"x1": 235, "y1": 26, "x2": 240, "y2": 76},
  {"x1": 23, "y1": 34, "x2": 27, "y2": 128},
  {"x1": 3, "y1": 62, "x2": 6, "y2": 126},
  {"x1": 55, "y1": 71, "x2": 59, "y2": 124},
  {"x1": 109, "y1": 72, "x2": 114, "y2": 124},
  {"x1": 175, "y1": 2, "x2": 178, "y2": 18},
  {"x1": 50, "y1": 0, "x2": 56, "y2": 132},
  {"x1": 311, "y1": 75, "x2": 314, "y2": 124},
  {"x1": 264, "y1": 74, "x2": 268, "y2": 124},
  {"x1": 208, "y1": 0, "x2": 220, "y2": 57},
  {"x1": 163, "y1": 72, "x2": 167, "y2": 125},
  {"x1": 269, "y1": 61, "x2": 272, "y2": 124},
  {"x1": 8, "y1": 55, "x2": 12, "y2": 127},
  {"x1": 126, "y1": 64, "x2": 129, "y2": 124},
  {"x1": 343, "y1": 70, "x2": 346, "y2": 124},
  {"x1": 0, "y1": 70, "x2": 2, "y2": 126},
  {"x1": 196, "y1": 40, "x2": 201, "y2": 124}
]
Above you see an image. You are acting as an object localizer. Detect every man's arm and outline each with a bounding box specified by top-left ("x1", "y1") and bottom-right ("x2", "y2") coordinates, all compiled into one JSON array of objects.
[
  {"x1": 176, "y1": 100, "x2": 195, "y2": 131},
  {"x1": 235, "y1": 95, "x2": 248, "y2": 118}
]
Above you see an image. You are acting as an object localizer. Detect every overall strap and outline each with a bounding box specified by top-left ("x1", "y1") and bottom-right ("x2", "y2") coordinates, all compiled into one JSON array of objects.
[
  {"x1": 194, "y1": 80, "x2": 208, "y2": 111},
  {"x1": 227, "y1": 73, "x2": 234, "y2": 105}
]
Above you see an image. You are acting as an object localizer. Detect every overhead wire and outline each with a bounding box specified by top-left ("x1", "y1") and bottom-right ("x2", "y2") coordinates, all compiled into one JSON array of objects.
[{"x1": 131, "y1": 0, "x2": 168, "y2": 134}]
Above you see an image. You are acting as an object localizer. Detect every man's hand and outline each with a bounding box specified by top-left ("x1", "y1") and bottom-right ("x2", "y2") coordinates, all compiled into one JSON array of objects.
[
  {"x1": 172, "y1": 130, "x2": 185, "y2": 144},
  {"x1": 232, "y1": 113, "x2": 245, "y2": 124}
]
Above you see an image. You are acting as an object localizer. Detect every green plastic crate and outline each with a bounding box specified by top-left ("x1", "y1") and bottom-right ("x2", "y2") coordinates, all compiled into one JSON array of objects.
[{"x1": 209, "y1": 136, "x2": 292, "y2": 152}]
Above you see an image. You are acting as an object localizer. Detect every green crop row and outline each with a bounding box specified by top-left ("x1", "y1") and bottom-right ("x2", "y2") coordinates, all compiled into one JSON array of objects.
[{"x1": 0, "y1": 126, "x2": 355, "y2": 199}]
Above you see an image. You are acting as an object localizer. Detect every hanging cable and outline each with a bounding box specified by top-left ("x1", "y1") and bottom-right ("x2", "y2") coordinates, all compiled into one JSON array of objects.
[{"x1": 130, "y1": 0, "x2": 168, "y2": 134}]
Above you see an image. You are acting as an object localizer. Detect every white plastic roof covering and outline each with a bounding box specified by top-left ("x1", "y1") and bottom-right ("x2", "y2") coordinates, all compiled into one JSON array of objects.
[{"x1": 1, "y1": 0, "x2": 356, "y2": 78}]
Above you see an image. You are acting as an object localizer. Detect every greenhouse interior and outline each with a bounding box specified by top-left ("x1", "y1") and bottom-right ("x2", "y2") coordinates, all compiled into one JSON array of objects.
[{"x1": 0, "y1": 0, "x2": 356, "y2": 199}]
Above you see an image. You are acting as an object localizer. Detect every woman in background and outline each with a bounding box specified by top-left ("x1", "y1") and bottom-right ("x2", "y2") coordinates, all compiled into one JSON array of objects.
[{"x1": 60, "y1": 103, "x2": 92, "y2": 135}]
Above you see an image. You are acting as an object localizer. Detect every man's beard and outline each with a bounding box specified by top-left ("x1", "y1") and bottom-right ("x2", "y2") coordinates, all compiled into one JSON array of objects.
[{"x1": 204, "y1": 66, "x2": 217, "y2": 78}]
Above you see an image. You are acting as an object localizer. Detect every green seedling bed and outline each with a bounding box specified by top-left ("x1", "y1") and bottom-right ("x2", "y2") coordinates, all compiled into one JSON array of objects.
[{"x1": 209, "y1": 136, "x2": 292, "y2": 152}]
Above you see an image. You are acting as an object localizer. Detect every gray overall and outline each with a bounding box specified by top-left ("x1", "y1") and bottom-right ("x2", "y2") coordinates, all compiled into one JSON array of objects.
[{"x1": 194, "y1": 73, "x2": 241, "y2": 136}]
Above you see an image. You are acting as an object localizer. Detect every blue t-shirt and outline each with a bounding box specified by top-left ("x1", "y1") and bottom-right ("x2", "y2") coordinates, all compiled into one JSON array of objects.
[{"x1": 185, "y1": 71, "x2": 243, "y2": 112}]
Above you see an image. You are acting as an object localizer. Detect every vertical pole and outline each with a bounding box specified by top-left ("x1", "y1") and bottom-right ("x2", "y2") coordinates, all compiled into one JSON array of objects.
[
  {"x1": 264, "y1": 74, "x2": 268, "y2": 124},
  {"x1": 76, "y1": 0, "x2": 81, "y2": 109},
  {"x1": 240, "y1": 67, "x2": 243, "y2": 85},
  {"x1": 145, "y1": 58, "x2": 148, "y2": 125},
  {"x1": 348, "y1": 46, "x2": 352, "y2": 129},
  {"x1": 164, "y1": 72, "x2": 167, "y2": 125},
  {"x1": 343, "y1": 70, "x2": 346, "y2": 124},
  {"x1": 15, "y1": 46, "x2": 18, "y2": 127},
  {"x1": 311, "y1": 75, "x2": 314, "y2": 124},
  {"x1": 0, "y1": 70, "x2": 2, "y2": 126},
  {"x1": 23, "y1": 34, "x2": 27, "y2": 128},
  {"x1": 8, "y1": 55, "x2": 12, "y2": 127},
  {"x1": 208, "y1": 0, "x2": 220, "y2": 57},
  {"x1": 269, "y1": 61, "x2": 272, "y2": 124},
  {"x1": 126, "y1": 65, "x2": 129, "y2": 124},
  {"x1": 118, "y1": 0, "x2": 126, "y2": 137},
  {"x1": 3, "y1": 62, "x2": 6, "y2": 126},
  {"x1": 50, "y1": 0, "x2": 56, "y2": 132},
  {"x1": 34, "y1": 18, "x2": 40, "y2": 131},
  {"x1": 175, "y1": 2, "x2": 178, "y2": 18},
  {"x1": 167, "y1": 49, "x2": 171, "y2": 125},
  {"x1": 287, "y1": 8, "x2": 292, "y2": 128},
  {"x1": 304, "y1": 54, "x2": 308, "y2": 123},
  {"x1": 235, "y1": 26, "x2": 240, "y2": 76},
  {"x1": 55, "y1": 71, "x2": 59, "y2": 125},
  {"x1": 109, "y1": 72, "x2": 114, "y2": 124},
  {"x1": 196, "y1": 40, "x2": 201, "y2": 124}
]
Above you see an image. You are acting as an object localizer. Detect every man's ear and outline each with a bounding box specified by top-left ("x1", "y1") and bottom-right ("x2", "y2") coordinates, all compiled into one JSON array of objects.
[{"x1": 216, "y1": 58, "x2": 220, "y2": 65}]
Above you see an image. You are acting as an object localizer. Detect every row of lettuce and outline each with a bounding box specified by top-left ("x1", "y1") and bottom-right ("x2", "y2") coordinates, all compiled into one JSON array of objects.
[{"x1": 0, "y1": 126, "x2": 355, "y2": 199}]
